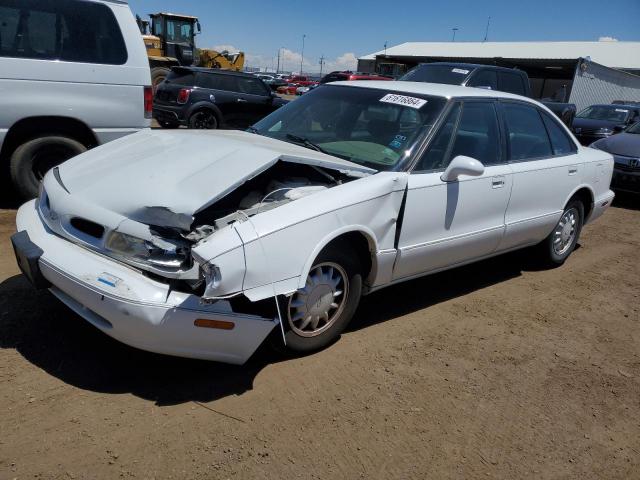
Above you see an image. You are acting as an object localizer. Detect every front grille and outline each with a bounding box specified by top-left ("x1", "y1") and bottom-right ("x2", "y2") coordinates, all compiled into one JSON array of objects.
[{"x1": 70, "y1": 218, "x2": 105, "y2": 239}]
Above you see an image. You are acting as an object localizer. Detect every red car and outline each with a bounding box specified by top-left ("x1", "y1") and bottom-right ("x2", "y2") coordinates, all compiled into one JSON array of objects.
[
  {"x1": 285, "y1": 75, "x2": 317, "y2": 87},
  {"x1": 277, "y1": 81, "x2": 318, "y2": 95},
  {"x1": 319, "y1": 71, "x2": 394, "y2": 83}
]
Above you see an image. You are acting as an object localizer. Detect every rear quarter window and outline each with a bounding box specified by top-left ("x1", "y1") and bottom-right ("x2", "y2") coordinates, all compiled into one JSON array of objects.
[{"x1": 0, "y1": 0, "x2": 127, "y2": 65}]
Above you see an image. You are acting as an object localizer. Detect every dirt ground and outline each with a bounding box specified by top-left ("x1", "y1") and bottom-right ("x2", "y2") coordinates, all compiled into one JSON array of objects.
[{"x1": 0, "y1": 190, "x2": 639, "y2": 479}]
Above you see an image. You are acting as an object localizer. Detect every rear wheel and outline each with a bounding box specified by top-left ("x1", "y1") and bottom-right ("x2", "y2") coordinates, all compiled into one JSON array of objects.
[
  {"x1": 539, "y1": 199, "x2": 584, "y2": 265},
  {"x1": 10, "y1": 136, "x2": 86, "y2": 199},
  {"x1": 281, "y1": 243, "x2": 363, "y2": 353},
  {"x1": 189, "y1": 110, "x2": 218, "y2": 129}
]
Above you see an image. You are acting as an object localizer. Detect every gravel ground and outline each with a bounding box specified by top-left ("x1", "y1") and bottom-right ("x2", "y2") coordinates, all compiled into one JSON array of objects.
[{"x1": 0, "y1": 191, "x2": 638, "y2": 479}]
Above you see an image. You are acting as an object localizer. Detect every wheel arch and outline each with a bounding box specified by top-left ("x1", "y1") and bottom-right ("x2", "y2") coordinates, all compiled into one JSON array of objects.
[
  {"x1": 0, "y1": 116, "x2": 97, "y2": 163},
  {"x1": 298, "y1": 226, "x2": 379, "y2": 290},
  {"x1": 186, "y1": 102, "x2": 223, "y2": 124},
  {"x1": 565, "y1": 185, "x2": 595, "y2": 222}
]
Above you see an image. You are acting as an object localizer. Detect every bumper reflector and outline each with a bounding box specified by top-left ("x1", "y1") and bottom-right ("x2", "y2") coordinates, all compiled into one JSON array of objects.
[{"x1": 194, "y1": 319, "x2": 235, "y2": 330}]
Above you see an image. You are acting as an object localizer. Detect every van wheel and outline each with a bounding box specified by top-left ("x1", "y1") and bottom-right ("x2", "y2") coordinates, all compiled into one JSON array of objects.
[
  {"x1": 189, "y1": 110, "x2": 218, "y2": 129},
  {"x1": 151, "y1": 67, "x2": 170, "y2": 93},
  {"x1": 10, "y1": 136, "x2": 86, "y2": 200},
  {"x1": 539, "y1": 199, "x2": 584, "y2": 266},
  {"x1": 280, "y1": 242, "x2": 363, "y2": 353}
]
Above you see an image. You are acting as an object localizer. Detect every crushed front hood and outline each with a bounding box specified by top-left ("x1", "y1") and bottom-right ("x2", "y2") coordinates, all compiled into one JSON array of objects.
[{"x1": 57, "y1": 129, "x2": 373, "y2": 229}]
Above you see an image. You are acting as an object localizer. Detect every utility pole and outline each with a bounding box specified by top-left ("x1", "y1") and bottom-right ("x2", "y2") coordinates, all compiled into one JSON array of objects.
[
  {"x1": 300, "y1": 34, "x2": 306, "y2": 75},
  {"x1": 319, "y1": 54, "x2": 325, "y2": 77},
  {"x1": 384, "y1": 41, "x2": 387, "y2": 56},
  {"x1": 452, "y1": 27, "x2": 459, "y2": 42},
  {"x1": 276, "y1": 48, "x2": 281, "y2": 73},
  {"x1": 483, "y1": 17, "x2": 491, "y2": 42}
]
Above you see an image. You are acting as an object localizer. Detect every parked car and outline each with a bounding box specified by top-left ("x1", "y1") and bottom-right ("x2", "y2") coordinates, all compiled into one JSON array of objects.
[
  {"x1": 319, "y1": 71, "x2": 394, "y2": 83},
  {"x1": 13, "y1": 81, "x2": 614, "y2": 364},
  {"x1": 400, "y1": 62, "x2": 577, "y2": 127},
  {"x1": 0, "y1": 0, "x2": 152, "y2": 199},
  {"x1": 153, "y1": 67, "x2": 287, "y2": 129},
  {"x1": 572, "y1": 104, "x2": 640, "y2": 145},
  {"x1": 591, "y1": 121, "x2": 640, "y2": 193},
  {"x1": 277, "y1": 83, "x2": 311, "y2": 95},
  {"x1": 285, "y1": 75, "x2": 317, "y2": 87},
  {"x1": 296, "y1": 84, "x2": 319, "y2": 95}
]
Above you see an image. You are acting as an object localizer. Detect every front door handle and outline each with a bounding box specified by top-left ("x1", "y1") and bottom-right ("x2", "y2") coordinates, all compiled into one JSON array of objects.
[
  {"x1": 492, "y1": 176, "x2": 505, "y2": 188},
  {"x1": 236, "y1": 98, "x2": 248, "y2": 103},
  {"x1": 568, "y1": 167, "x2": 578, "y2": 176}
]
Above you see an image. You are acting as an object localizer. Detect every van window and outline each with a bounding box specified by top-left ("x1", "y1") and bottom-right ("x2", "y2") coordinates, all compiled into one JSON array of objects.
[
  {"x1": 541, "y1": 112, "x2": 577, "y2": 156},
  {"x1": 503, "y1": 103, "x2": 553, "y2": 160},
  {"x1": 0, "y1": 0, "x2": 127, "y2": 65},
  {"x1": 498, "y1": 72, "x2": 527, "y2": 96}
]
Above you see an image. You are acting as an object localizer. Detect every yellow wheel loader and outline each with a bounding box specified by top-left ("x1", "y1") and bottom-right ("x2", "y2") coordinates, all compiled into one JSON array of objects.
[{"x1": 136, "y1": 13, "x2": 245, "y2": 91}]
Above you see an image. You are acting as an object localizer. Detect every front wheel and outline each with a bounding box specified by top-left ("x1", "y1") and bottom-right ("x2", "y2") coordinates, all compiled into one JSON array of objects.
[
  {"x1": 540, "y1": 199, "x2": 584, "y2": 265},
  {"x1": 188, "y1": 110, "x2": 218, "y2": 129},
  {"x1": 281, "y1": 243, "x2": 363, "y2": 353}
]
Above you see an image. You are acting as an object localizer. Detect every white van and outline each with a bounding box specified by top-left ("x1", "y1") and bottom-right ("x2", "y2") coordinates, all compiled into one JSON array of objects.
[{"x1": 0, "y1": 0, "x2": 151, "y2": 199}]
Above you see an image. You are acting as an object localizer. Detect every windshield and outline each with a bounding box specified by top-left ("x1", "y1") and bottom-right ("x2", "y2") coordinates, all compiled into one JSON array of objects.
[
  {"x1": 400, "y1": 64, "x2": 472, "y2": 85},
  {"x1": 166, "y1": 19, "x2": 193, "y2": 43},
  {"x1": 577, "y1": 106, "x2": 630, "y2": 123},
  {"x1": 627, "y1": 122, "x2": 640, "y2": 134},
  {"x1": 252, "y1": 85, "x2": 447, "y2": 171}
]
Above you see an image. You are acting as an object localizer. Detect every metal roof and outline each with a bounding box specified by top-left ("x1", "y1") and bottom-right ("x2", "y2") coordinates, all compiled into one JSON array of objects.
[{"x1": 359, "y1": 41, "x2": 640, "y2": 69}]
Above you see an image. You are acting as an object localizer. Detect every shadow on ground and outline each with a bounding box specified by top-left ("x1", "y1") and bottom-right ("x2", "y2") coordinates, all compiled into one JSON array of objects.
[
  {"x1": 612, "y1": 191, "x2": 639, "y2": 211},
  {"x1": 0, "y1": 246, "x2": 553, "y2": 406}
]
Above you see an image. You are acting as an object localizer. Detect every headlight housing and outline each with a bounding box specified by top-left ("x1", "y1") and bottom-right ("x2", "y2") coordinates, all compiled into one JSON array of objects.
[{"x1": 105, "y1": 231, "x2": 189, "y2": 270}]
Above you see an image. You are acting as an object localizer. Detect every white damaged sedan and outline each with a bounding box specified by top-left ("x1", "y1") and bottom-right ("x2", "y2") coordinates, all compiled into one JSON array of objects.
[{"x1": 12, "y1": 81, "x2": 615, "y2": 364}]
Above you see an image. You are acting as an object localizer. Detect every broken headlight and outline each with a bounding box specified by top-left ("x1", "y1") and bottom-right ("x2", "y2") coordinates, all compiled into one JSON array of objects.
[{"x1": 105, "y1": 231, "x2": 189, "y2": 269}]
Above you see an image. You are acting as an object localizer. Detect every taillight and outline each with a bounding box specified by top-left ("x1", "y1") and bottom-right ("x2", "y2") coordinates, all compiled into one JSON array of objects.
[
  {"x1": 144, "y1": 86, "x2": 153, "y2": 119},
  {"x1": 177, "y1": 88, "x2": 191, "y2": 104}
]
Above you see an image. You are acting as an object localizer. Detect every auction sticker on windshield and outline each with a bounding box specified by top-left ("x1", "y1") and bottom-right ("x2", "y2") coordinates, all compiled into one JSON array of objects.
[
  {"x1": 452, "y1": 68, "x2": 470, "y2": 75},
  {"x1": 380, "y1": 93, "x2": 427, "y2": 109}
]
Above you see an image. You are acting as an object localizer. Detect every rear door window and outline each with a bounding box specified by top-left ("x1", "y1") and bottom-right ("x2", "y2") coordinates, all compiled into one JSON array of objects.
[
  {"x1": 498, "y1": 72, "x2": 527, "y2": 96},
  {"x1": 236, "y1": 77, "x2": 269, "y2": 96},
  {"x1": 0, "y1": 0, "x2": 127, "y2": 65},
  {"x1": 541, "y1": 112, "x2": 577, "y2": 156},
  {"x1": 503, "y1": 102, "x2": 553, "y2": 161},
  {"x1": 467, "y1": 70, "x2": 498, "y2": 90}
]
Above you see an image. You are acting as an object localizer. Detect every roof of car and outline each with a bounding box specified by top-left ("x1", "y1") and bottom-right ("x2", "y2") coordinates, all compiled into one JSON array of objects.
[
  {"x1": 171, "y1": 66, "x2": 257, "y2": 78},
  {"x1": 329, "y1": 80, "x2": 536, "y2": 102},
  {"x1": 416, "y1": 62, "x2": 526, "y2": 74},
  {"x1": 591, "y1": 104, "x2": 638, "y2": 109}
]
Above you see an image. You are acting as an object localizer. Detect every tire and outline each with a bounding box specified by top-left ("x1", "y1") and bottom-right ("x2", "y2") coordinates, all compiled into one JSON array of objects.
[
  {"x1": 539, "y1": 199, "x2": 584, "y2": 266},
  {"x1": 188, "y1": 110, "x2": 218, "y2": 129},
  {"x1": 158, "y1": 120, "x2": 179, "y2": 129},
  {"x1": 151, "y1": 67, "x2": 170, "y2": 93},
  {"x1": 280, "y1": 242, "x2": 363, "y2": 353},
  {"x1": 10, "y1": 136, "x2": 86, "y2": 200}
]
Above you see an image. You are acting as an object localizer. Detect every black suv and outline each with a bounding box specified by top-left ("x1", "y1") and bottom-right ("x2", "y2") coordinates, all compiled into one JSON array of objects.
[{"x1": 153, "y1": 67, "x2": 288, "y2": 129}]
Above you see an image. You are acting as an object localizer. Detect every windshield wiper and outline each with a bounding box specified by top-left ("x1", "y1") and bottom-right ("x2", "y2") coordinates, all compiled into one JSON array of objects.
[{"x1": 285, "y1": 134, "x2": 330, "y2": 154}]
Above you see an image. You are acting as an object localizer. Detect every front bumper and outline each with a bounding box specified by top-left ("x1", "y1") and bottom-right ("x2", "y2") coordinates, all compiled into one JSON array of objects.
[
  {"x1": 611, "y1": 166, "x2": 640, "y2": 194},
  {"x1": 13, "y1": 201, "x2": 277, "y2": 364}
]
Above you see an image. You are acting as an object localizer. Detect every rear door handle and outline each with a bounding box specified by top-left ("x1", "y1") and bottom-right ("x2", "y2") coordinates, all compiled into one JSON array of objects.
[
  {"x1": 236, "y1": 98, "x2": 248, "y2": 103},
  {"x1": 492, "y1": 176, "x2": 505, "y2": 188},
  {"x1": 568, "y1": 167, "x2": 578, "y2": 175}
]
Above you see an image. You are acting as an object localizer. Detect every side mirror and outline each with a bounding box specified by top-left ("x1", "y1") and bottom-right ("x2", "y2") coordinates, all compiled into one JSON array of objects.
[
  {"x1": 196, "y1": 21, "x2": 202, "y2": 34},
  {"x1": 441, "y1": 155, "x2": 485, "y2": 182},
  {"x1": 613, "y1": 125, "x2": 625, "y2": 133}
]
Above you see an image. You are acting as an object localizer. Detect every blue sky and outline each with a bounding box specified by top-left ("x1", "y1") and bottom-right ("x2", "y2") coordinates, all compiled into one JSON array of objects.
[{"x1": 129, "y1": 0, "x2": 640, "y2": 72}]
